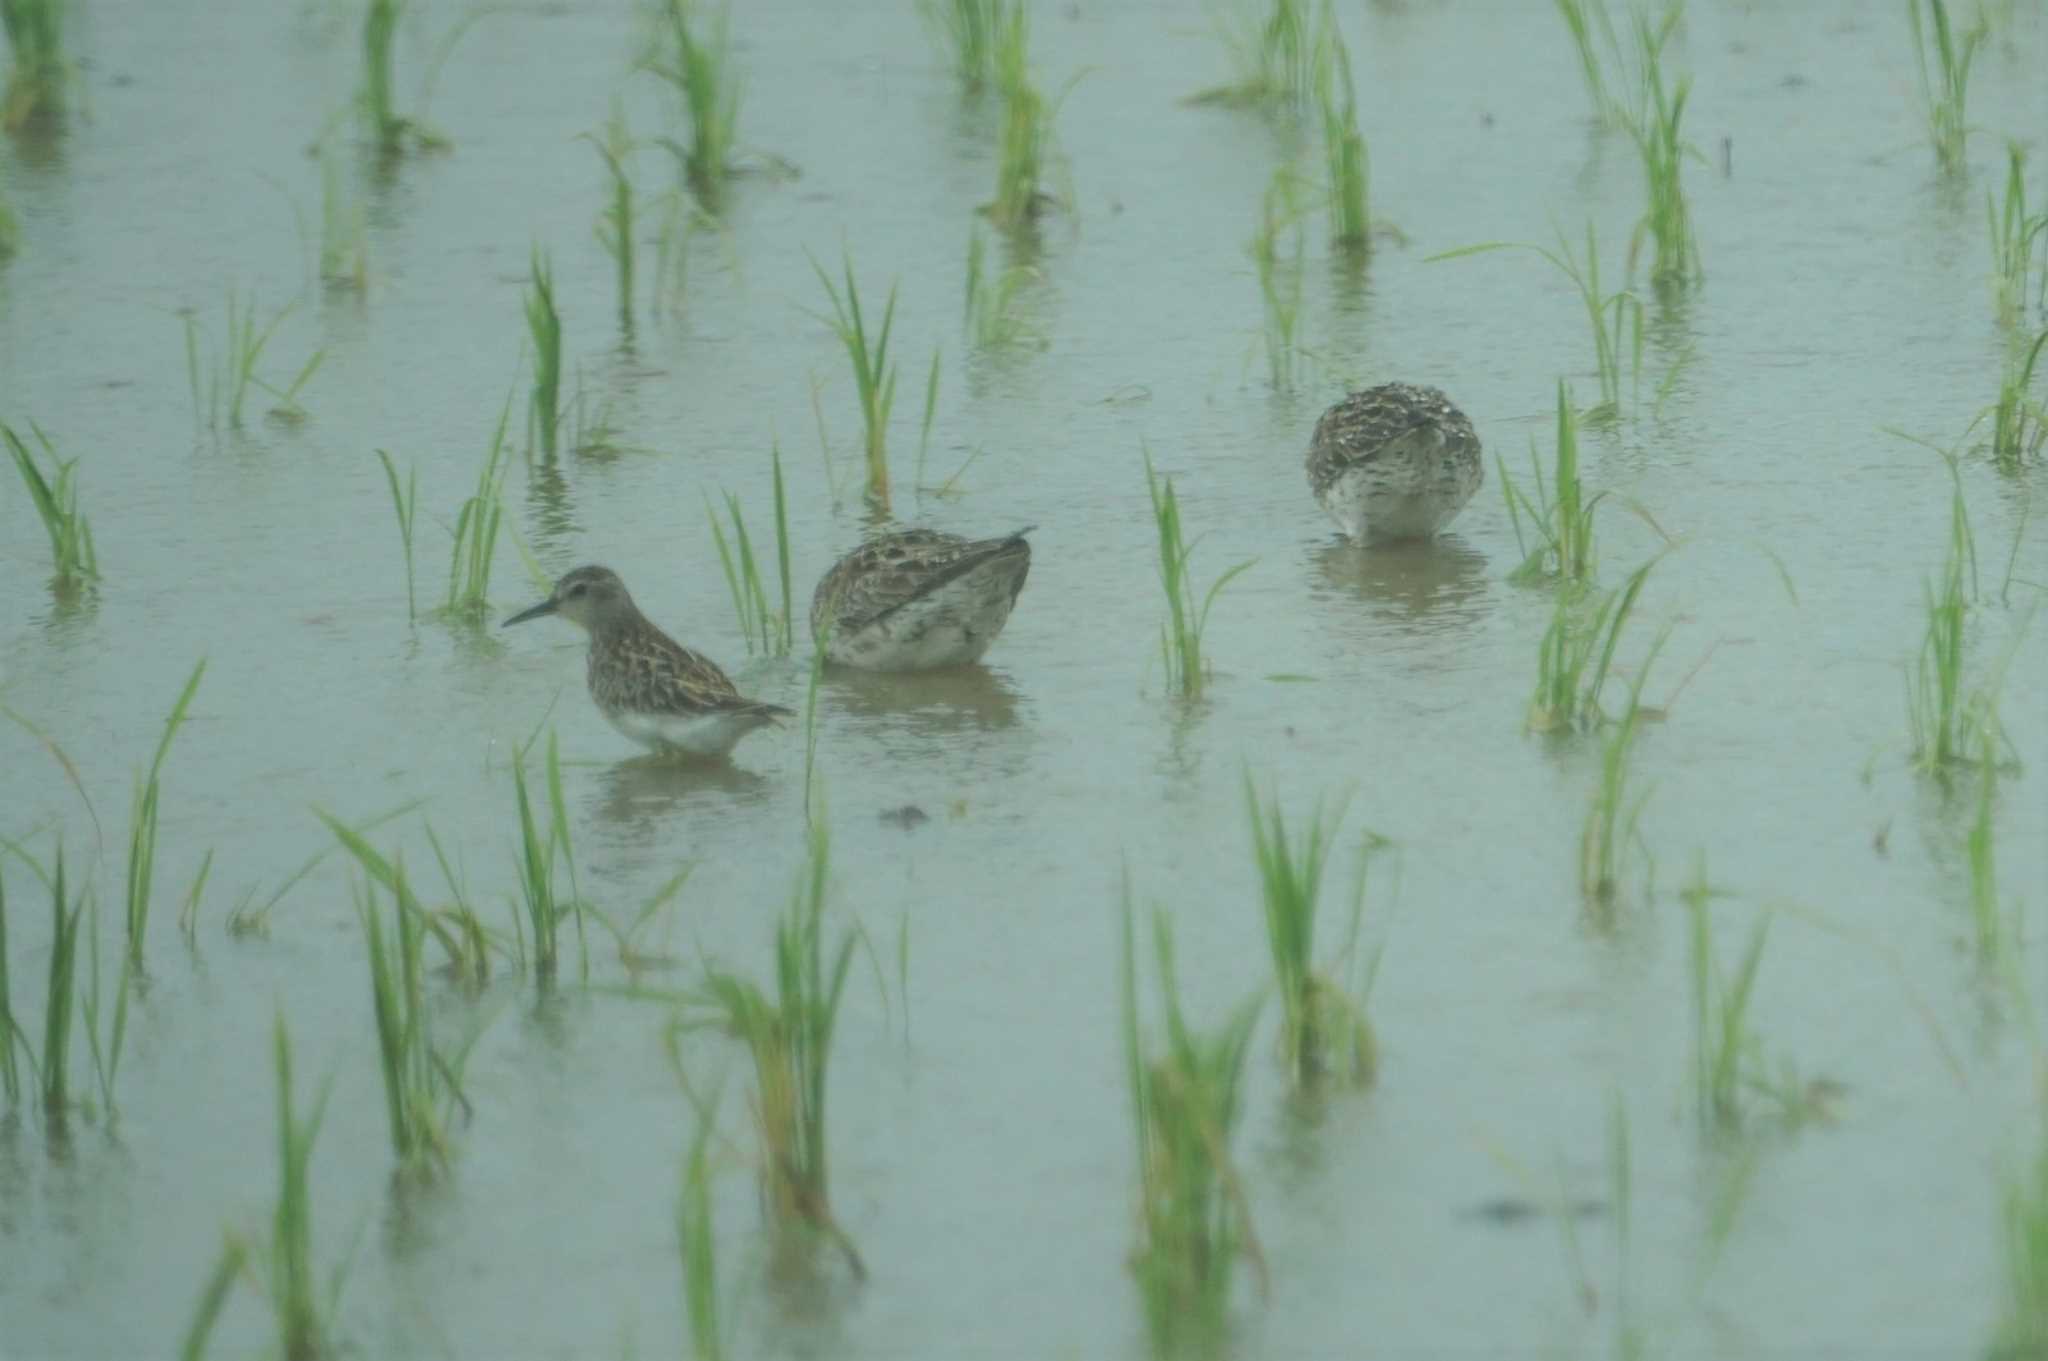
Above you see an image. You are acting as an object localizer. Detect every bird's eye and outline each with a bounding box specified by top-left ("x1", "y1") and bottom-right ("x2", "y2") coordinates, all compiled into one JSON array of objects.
[{"x1": 567, "y1": 582, "x2": 586, "y2": 597}]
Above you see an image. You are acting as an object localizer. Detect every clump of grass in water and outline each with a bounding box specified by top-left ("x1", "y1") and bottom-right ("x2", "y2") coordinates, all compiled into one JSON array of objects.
[
  {"x1": 268, "y1": 1010, "x2": 333, "y2": 1361},
  {"x1": 1502, "y1": 381, "x2": 1605, "y2": 584},
  {"x1": 525, "y1": 248, "x2": 562, "y2": 459},
  {"x1": 1195, "y1": 0, "x2": 1329, "y2": 111},
  {"x1": 1250, "y1": 166, "x2": 1308, "y2": 390},
  {"x1": 920, "y1": 0, "x2": 1004, "y2": 90},
  {"x1": 374, "y1": 450, "x2": 419, "y2": 620},
  {"x1": 987, "y1": 3, "x2": 1062, "y2": 232},
  {"x1": 1986, "y1": 327, "x2": 2047, "y2": 469},
  {"x1": 1245, "y1": 776, "x2": 1378, "y2": 1089},
  {"x1": 0, "y1": 158, "x2": 19, "y2": 259},
  {"x1": 184, "y1": 290, "x2": 326, "y2": 429},
  {"x1": 678, "y1": 1079, "x2": 727, "y2": 1361},
  {"x1": 707, "y1": 442, "x2": 794, "y2": 656},
  {"x1": 1145, "y1": 448, "x2": 1254, "y2": 700},
  {"x1": 0, "y1": 863, "x2": 17, "y2": 1108},
  {"x1": 1553, "y1": 0, "x2": 1626, "y2": 127},
  {"x1": 1318, "y1": 27, "x2": 1370, "y2": 251},
  {"x1": 123, "y1": 659, "x2": 206, "y2": 972},
  {"x1": 1626, "y1": 13, "x2": 1702, "y2": 289},
  {"x1": 1679, "y1": 857, "x2": 1773, "y2": 1132},
  {"x1": 1, "y1": 0, "x2": 66, "y2": 130},
  {"x1": 1528, "y1": 554, "x2": 1661, "y2": 734},
  {"x1": 510, "y1": 731, "x2": 584, "y2": 982},
  {"x1": 1903, "y1": 457, "x2": 2016, "y2": 774},
  {"x1": 1431, "y1": 223, "x2": 1643, "y2": 424},
  {"x1": 1580, "y1": 684, "x2": 1655, "y2": 915},
  {"x1": 4, "y1": 420, "x2": 99, "y2": 589},
  {"x1": 1120, "y1": 881, "x2": 1267, "y2": 1345},
  {"x1": 443, "y1": 395, "x2": 513, "y2": 619},
  {"x1": 1907, "y1": 0, "x2": 1984, "y2": 175},
  {"x1": 811, "y1": 250, "x2": 899, "y2": 509},
  {"x1": 679, "y1": 816, "x2": 865, "y2": 1278},
  {"x1": 585, "y1": 103, "x2": 637, "y2": 331},
  {"x1": 1989, "y1": 142, "x2": 2047, "y2": 326},
  {"x1": 646, "y1": 0, "x2": 740, "y2": 212}
]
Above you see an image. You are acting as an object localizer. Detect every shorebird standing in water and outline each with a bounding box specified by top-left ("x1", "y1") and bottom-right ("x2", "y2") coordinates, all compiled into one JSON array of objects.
[
  {"x1": 1306, "y1": 383, "x2": 1483, "y2": 542},
  {"x1": 810, "y1": 527, "x2": 1034, "y2": 671},
  {"x1": 503, "y1": 566, "x2": 790, "y2": 759}
]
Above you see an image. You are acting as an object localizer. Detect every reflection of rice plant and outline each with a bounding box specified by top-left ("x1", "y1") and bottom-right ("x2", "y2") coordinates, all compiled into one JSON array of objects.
[
  {"x1": 1318, "y1": 29, "x2": 1370, "y2": 250},
  {"x1": 678, "y1": 1080, "x2": 727, "y2": 1361},
  {"x1": 811, "y1": 251, "x2": 899, "y2": 508},
  {"x1": 1986, "y1": 327, "x2": 2047, "y2": 469},
  {"x1": 1, "y1": 0, "x2": 67, "y2": 130},
  {"x1": 1994, "y1": 1114, "x2": 2048, "y2": 1357},
  {"x1": 964, "y1": 229, "x2": 1034, "y2": 348},
  {"x1": 526, "y1": 248, "x2": 562, "y2": 459},
  {"x1": 646, "y1": 0, "x2": 740, "y2": 211},
  {"x1": 1121, "y1": 882, "x2": 1266, "y2": 1348},
  {"x1": 1908, "y1": 0, "x2": 1984, "y2": 174},
  {"x1": 1502, "y1": 382, "x2": 1604, "y2": 584},
  {"x1": 1966, "y1": 732, "x2": 2013, "y2": 970},
  {"x1": 1528, "y1": 555, "x2": 1661, "y2": 734},
  {"x1": 679, "y1": 817, "x2": 865, "y2": 1279},
  {"x1": 707, "y1": 443, "x2": 794, "y2": 656},
  {"x1": 1989, "y1": 142, "x2": 2047, "y2": 325},
  {"x1": 1249, "y1": 167, "x2": 1307, "y2": 390},
  {"x1": 1245, "y1": 777, "x2": 1377, "y2": 1089},
  {"x1": 1628, "y1": 15, "x2": 1702, "y2": 288},
  {"x1": 317, "y1": 139, "x2": 368, "y2": 290},
  {"x1": 4, "y1": 421, "x2": 98, "y2": 588},
  {"x1": 1145, "y1": 448, "x2": 1254, "y2": 700},
  {"x1": 585, "y1": 104, "x2": 637, "y2": 329},
  {"x1": 1581, "y1": 687, "x2": 1653, "y2": 913},
  {"x1": 1433, "y1": 224, "x2": 1642, "y2": 423},
  {"x1": 920, "y1": 0, "x2": 1004, "y2": 90}
]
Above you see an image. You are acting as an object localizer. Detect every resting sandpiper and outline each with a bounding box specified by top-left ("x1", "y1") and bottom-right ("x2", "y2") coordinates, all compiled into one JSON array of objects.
[
  {"x1": 810, "y1": 527, "x2": 1033, "y2": 670},
  {"x1": 1306, "y1": 383, "x2": 1483, "y2": 542},
  {"x1": 504, "y1": 565, "x2": 791, "y2": 759}
]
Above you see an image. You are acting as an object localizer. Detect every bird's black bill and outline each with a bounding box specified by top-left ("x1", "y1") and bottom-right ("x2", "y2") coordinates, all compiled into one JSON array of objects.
[{"x1": 501, "y1": 598, "x2": 558, "y2": 628}]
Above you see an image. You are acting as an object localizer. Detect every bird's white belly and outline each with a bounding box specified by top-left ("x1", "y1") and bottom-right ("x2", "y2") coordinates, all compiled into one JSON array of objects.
[
  {"x1": 827, "y1": 567, "x2": 1019, "y2": 671},
  {"x1": 1317, "y1": 453, "x2": 1478, "y2": 542},
  {"x1": 608, "y1": 707, "x2": 762, "y2": 758}
]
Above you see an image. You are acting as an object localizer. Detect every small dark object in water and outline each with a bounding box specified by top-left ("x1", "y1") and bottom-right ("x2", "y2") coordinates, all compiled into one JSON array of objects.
[
  {"x1": 1461, "y1": 1196, "x2": 1605, "y2": 1226},
  {"x1": 880, "y1": 804, "x2": 930, "y2": 830}
]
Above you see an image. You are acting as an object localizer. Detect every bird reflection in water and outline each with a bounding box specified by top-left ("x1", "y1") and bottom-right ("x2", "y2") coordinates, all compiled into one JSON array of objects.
[{"x1": 1310, "y1": 534, "x2": 1489, "y2": 631}]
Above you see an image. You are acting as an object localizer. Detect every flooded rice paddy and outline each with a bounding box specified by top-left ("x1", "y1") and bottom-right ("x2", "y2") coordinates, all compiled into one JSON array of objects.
[{"x1": 3, "y1": 1, "x2": 2047, "y2": 1357}]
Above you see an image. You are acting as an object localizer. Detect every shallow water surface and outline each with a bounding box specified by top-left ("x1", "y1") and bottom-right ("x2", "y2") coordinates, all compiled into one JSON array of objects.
[{"x1": 3, "y1": 2, "x2": 2047, "y2": 1358}]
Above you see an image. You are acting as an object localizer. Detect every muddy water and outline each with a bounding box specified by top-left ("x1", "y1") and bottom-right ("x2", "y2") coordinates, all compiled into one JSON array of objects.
[{"x1": 3, "y1": 1, "x2": 2046, "y2": 1356}]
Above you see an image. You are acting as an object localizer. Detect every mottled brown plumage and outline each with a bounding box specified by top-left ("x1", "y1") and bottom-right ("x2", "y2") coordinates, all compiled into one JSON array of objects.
[
  {"x1": 811, "y1": 527, "x2": 1033, "y2": 670},
  {"x1": 504, "y1": 566, "x2": 788, "y2": 757},
  {"x1": 1306, "y1": 382, "x2": 1483, "y2": 542}
]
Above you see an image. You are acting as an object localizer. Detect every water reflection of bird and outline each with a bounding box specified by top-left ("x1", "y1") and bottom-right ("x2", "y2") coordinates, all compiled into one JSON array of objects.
[
  {"x1": 1306, "y1": 383, "x2": 1483, "y2": 541},
  {"x1": 811, "y1": 527, "x2": 1033, "y2": 671},
  {"x1": 502, "y1": 566, "x2": 789, "y2": 759},
  {"x1": 1311, "y1": 536, "x2": 1489, "y2": 626},
  {"x1": 823, "y1": 663, "x2": 1024, "y2": 738},
  {"x1": 590, "y1": 755, "x2": 772, "y2": 828}
]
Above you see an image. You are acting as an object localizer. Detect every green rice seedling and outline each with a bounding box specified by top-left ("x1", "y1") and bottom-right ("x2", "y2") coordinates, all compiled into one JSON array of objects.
[
  {"x1": 1249, "y1": 167, "x2": 1308, "y2": 390},
  {"x1": 811, "y1": 250, "x2": 899, "y2": 508},
  {"x1": 706, "y1": 444, "x2": 793, "y2": 656},
  {"x1": 963, "y1": 228, "x2": 1036, "y2": 348},
  {"x1": 646, "y1": 0, "x2": 740, "y2": 211},
  {"x1": 1245, "y1": 776, "x2": 1375, "y2": 1089},
  {"x1": 185, "y1": 290, "x2": 325, "y2": 429},
  {"x1": 268, "y1": 1010, "x2": 332, "y2": 1361},
  {"x1": 443, "y1": 395, "x2": 513, "y2": 619},
  {"x1": 4, "y1": 421, "x2": 98, "y2": 588},
  {"x1": 374, "y1": 450, "x2": 419, "y2": 620},
  {"x1": 1145, "y1": 448, "x2": 1254, "y2": 700},
  {"x1": 1906, "y1": 460, "x2": 1979, "y2": 770},
  {"x1": 679, "y1": 816, "x2": 864, "y2": 1278},
  {"x1": 1502, "y1": 381, "x2": 1605, "y2": 584},
  {"x1": 176, "y1": 850, "x2": 214, "y2": 941},
  {"x1": 1965, "y1": 729, "x2": 2014, "y2": 971},
  {"x1": 355, "y1": 855, "x2": 482, "y2": 1172},
  {"x1": 509, "y1": 732, "x2": 583, "y2": 982},
  {"x1": 678, "y1": 1079, "x2": 726, "y2": 1361},
  {"x1": 920, "y1": 0, "x2": 1004, "y2": 90},
  {"x1": 526, "y1": 247, "x2": 561, "y2": 459},
  {"x1": 1, "y1": 0, "x2": 66, "y2": 130},
  {"x1": 1987, "y1": 327, "x2": 2047, "y2": 469},
  {"x1": 0, "y1": 159, "x2": 19, "y2": 259},
  {"x1": 1527, "y1": 554, "x2": 1661, "y2": 734},
  {"x1": 585, "y1": 103, "x2": 637, "y2": 330},
  {"x1": 123, "y1": 659, "x2": 205, "y2": 971},
  {"x1": 178, "y1": 1233, "x2": 248, "y2": 1361},
  {"x1": 1553, "y1": 0, "x2": 1626, "y2": 127},
  {"x1": 1318, "y1": 26, "x2": 1370, "y2": 251},
  {"x1": 1989, "y1": 142, "x2": 2047, "y2": 325},
  {"x1": 1432, "y1": 224, "x2": 1642, "y2": 423},
  {"x1": 41, "y1": 845, "x2": 82, "y2": 1114},
  {"x1": 1627, "y1": 14, "x2": 1702, "y2": 289},
  {"x1": 1995, "y1": 1114, "x2": 2048, "y2": 1357},
  {"x1": 988, "y1": 4, "x2": 1057, "y2": 232},
  {"x1": 0, "y1": 864, "x2": 17, "y2": 1106},
  {"x1": 1908, "y1": 0, "x2": 1984, "y2": 174},
  {"x1": 1120, "y1": 882, "x2": 1266, "y2": 1345},
  {"x1": 363, "y1": 0, "x2": 403, "y2": 153},
  {"x1": 1194, "y1": 0, "x2": 1328, "y2": 111},
  {"x1": 1681, "y1": 856, "x2": 1771, "y2": 1132},
  {"x1": 1580, "y1": 690, "x2": 1653, "y2": 914}
]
